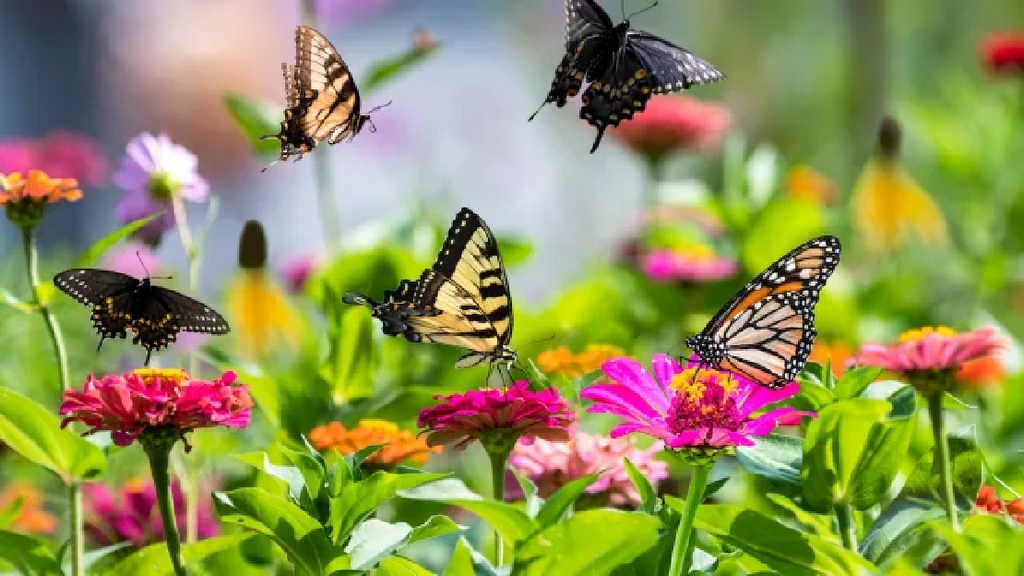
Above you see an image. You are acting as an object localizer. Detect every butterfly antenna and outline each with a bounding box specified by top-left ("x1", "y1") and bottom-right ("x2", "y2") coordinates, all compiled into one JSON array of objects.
[
  {"x1": 144, "y1": 349, "x2": 152, "y2": 367},
  {"x1": 626, "y1": 0, "x2": 659, "y2": 20},
  {"x1": 137, "y1": 251, "x2": 150, "y2": 278},
  {"x1": 518, "y1": 333, "x2": 558, "y2": 352},
  {"x1": 366, "y1": 100, "x2": 393, "y2": 115},
  {"x1": 528, "y1": 101, "x2": 547, "y2": 122},
  {"x1": 261, "y1": 159, "x2": 283, "y2": 173}
]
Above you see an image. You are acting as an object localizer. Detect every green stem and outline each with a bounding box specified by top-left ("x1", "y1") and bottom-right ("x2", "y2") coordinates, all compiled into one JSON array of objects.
[
  {"x1": 146, "y1": 443, "x2": 187, "y2": 576},
  {"x1": 488, "y1": 448, "x2": 511, "y2": 567},
  {"x1": 668, "y1": 464, "x2": 712, "y2": 576},
  {"x1": 927, "y1": 393, "x2": 958, "y2": 528},
  {"x1": 643, "y1": 156, "x2": 666, "y2": 211},
  {"x1": 21, "y1": 227, "x2": 81, "y2": 574},
  {"x1": 300, "y1": 0, "x2": 341, "y2": 246},
  {"x1": 835, "y1": 501, "x2": 857, "y2": 551}
]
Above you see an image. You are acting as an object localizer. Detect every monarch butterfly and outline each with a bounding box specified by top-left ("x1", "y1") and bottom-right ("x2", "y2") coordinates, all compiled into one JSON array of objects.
[
  {"x1": 54, "y1": 268, "x2": 230, "y2": 366},
  {"x1": 344, "y1": 208, "x2": 518, "y2": 370},
  {"x1": 261, "y1": 26, "x2": 391, "y2": 171},
  {"x1": 529, "y1": 0, "x2": 725, "y2": 153},
  {"x1": 684, "y1": 236, "x2": 841, "y2": 389}
]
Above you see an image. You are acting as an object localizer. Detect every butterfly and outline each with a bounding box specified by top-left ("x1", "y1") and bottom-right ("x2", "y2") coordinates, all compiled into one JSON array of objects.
[
  {"x1": 684, "y1": 236, "x2": 842, "y2": 389},
  {"x1": 54, "y1": 269, "x2": 230, "y2": 366},
  {"x1": 260, "y1": 25, "x2": 390, "y2": 171},
  {"x1": 344, "y1": 208, "x2": 518, "y2": 370},
  {"x1": 529, "y1": 0, "x2": 725, "y2": 153}
]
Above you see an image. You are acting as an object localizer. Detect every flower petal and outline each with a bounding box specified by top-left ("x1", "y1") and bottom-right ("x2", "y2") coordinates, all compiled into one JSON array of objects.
[
  {"x1": 743, "y1": 408, "x2": 816, "y2": 436},
  {"x1": 601, "y1": 356, "x2": 670, "y2": 412}
]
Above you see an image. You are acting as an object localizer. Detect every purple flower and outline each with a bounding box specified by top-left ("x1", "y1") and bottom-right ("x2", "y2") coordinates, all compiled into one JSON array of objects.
[
  {"x1": 113, "y1": 133, "x2": 209, "y2": 243},
  {"x1": 317, "y1": 0, "x2": 394, "y2": 22},
  {"x1": 84, "y1": 479, "x2": 219, "y2": 547},
  {"x1": 581, "y1": 354, "x2": 814, "y2": 452}
]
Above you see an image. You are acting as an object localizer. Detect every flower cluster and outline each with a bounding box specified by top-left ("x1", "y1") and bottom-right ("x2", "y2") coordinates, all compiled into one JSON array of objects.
[
  {"x1": 976, "y1": 486, "x2": 1024, "y2": 524},
  {"x1": 620, "y1": 205, "x2": 736, "y2": 284},
  {"x1": 0, "y1": 484, "x2": 57, "y2": 535},
  {"x1": 0, "y1": 171, "x2": 82, "y2": 229},
  {"x1": 84, "y1": 479, "x2": 219, "y2": 547},
  {"x1": 0, "y1": 131, "x2": 107, "y2": 185},
  {"x1": 418, "y1": 381, "x2": 576, "y2": 454},
  {"x1": 537, "y1": 344, "x2": 625, "y2": 378},
  {"x1": 507, "y1": 431, "x2": 668, "y2": 507},
  {"x1": 59, "y1": 369, "x2": 252, "y2": 448},
  {"x1": 310, "y1": 420, "x2": 441, "y2": 468},
  {"x1": 582, "y1": 355, "x2": 813, "y2": 460}
]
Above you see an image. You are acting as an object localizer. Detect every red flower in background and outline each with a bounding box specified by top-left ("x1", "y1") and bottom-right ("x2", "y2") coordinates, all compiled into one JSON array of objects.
[
  {"x1": 976, "y1": 486, "x2": 1024, "y2": 523},
  {"x1": 0, "y1": 131, "x2": 107, "y2": 185},
  {"x1": 608, "y1": 96, "x2": 730, "y2": 163},
  {"x1": 981, "y1": 33, "x2": 1024, "y2": 75}
]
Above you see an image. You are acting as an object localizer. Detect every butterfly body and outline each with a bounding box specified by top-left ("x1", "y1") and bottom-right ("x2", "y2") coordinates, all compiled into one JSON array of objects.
[
  {"x1": 54, "y1": 269, "x2": 230, "y2": 366},
  {"x1": 261, "y1": 26, "x2": 385, "y2": 171},
  {"x1": 685, "y1": 236, "x2": 841, "y2": 389},
  {"x1": 345, "y1": 208, "x2": 518, "y2": 371},
  {"x1": 531, "y1": 0, "x2": 725, "y2": 153}
]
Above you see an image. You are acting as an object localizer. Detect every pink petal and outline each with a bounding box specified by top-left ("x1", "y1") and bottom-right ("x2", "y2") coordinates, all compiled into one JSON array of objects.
[
  {"x1": 601, "y1": 357, "x2": 669, "y2": 411},
  {"x1": 737, "y1": 380, "x2": 801, "y2": 418},
  {"x1": 743, "y1": 408, "x2": 816, "y2": 436},
  {"x1": 581, "y1": 383, "x2": 661, "y2": 421}
]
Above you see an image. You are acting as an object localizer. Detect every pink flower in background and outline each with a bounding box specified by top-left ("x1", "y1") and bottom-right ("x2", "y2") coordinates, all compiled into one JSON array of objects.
[
  {"x1": 60, "y1": 369, "x2": 252, "y2": 448},
  {"x1": 84, "y1": 479, "x2": 218, "y2": 547},
  {"x1": 582, "y1": 354, "x2": 813, "y2": 452},
  {"x1": 641, "y1": 248, "x2": 737, "y2": 283},
  {"x1": 418, "y1": 381, "x2": 576, "y2": 450},
  {"x1": 280, "y1": 252, "x2": 322, "y2": 294},
  {"x1": 113, "y1": 133, "x2": 209, "y2": 244},
  {"x1": 102, "y1": 242, "x2": 164, "y2": 277},
  {"x1": 853, "y1": 326, "x2": 1007, "y2": 374},
  {"x1": 608, "y1": 96, "x2": 731, "y2": 162},
  {"x1": 0, "y1": 131, "x2": 107, "y2": 185},
  {"x1": 507, "y1": 432, "x2": 668, "y2": 507},
  {"x1": 317, "y1": 0, "x2": 395, "y2": 21}
]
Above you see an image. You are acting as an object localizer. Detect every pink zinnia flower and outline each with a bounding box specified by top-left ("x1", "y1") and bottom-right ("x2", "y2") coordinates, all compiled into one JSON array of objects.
[
  {"x1": 102, "y1": 241, "x2": 164, "y2": 277},
  {"x1": 608, "y1": 96, "x2": 731, "y2": 162},
  {"x1": 0, "y1": 131, "x2": 107, "y2": 186},
  {"x1": 852, "y1": 326, "x2": 1008, "y2": 394},
  {"x1": 581, "y1": 354, "x2": 814, "y2": 456},
  {"x1": 640, "y1": 247, "x2": 737, "y2": 283},
  {"x1": 507, "y1": 431, "x2": 668, "y2": 507},
  {"x1": 84, "y1": 478, "x2": 219, "y2": 547},
  {"x1": 981, "y1": 33, "x2": 1024, "y2": 76},
  {"x1": 60, "y1": 369, "x2": 252, "y2": 448},
  {"x1": 280, "y1": 252, "x2": 322, "y2": 294},
  {"x1": 417, "y1": 381, "x2": 576, "y2": 451},
  {"x1": 113, "y1": 133, "x2": 209, "y2": 244}
]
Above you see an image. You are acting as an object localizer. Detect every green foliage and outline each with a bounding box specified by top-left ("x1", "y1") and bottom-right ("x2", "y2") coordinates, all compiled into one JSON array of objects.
[
  {"x1": 0, "y1": 530, "x2": 63, "y2": 575},
  {"x1": 74, "y1": 214, "x2": 164, "y2": 268},
  {"x1": 100, "y1": 535, "x2": 254, "y2": 576},
  {"x1": 904, "y1": 425, "x2": 985, "y2": 511}
]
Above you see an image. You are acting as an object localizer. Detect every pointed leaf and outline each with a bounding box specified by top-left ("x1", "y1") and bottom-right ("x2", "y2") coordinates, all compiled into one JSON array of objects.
[
  {"x1": 362, "y1": 39, "x2": 440, "y2": 94},
  {"x1": 0, "y1": 530, "x2": 62, "y2": 575},
  {"x1": 407, "y1": 515, "x2": 464, "y2": 546},
  {"x1": 399, "y1": 477, "x2": 536, "y2": 542},
  {"x1": 510, "y1": 467, "x2": 542, "y2": 518},
  {"x1": 444, "y1": 537, "x2": 500, "y2": 576},
  {"x1": 345, "y1": 519, "x2": 412, "y2": 570},
  {"x1": 514, "y1": 510, "x2": 660, "y2": 576},
  {"x1": 535, "y1": 472, "x2": 601, "y2": 529},
  {"x1": 622, "y1": 457, "x2": 658, "y2": 514},
  {"x1": 848, "y1": 387, "x2": 917, "y2": 509},
  {"x1": 859, "y1": 497, "x2": 945, "y2": 569},
  {"x1": 99, "y1": 534, "x2": 253, "y2": 576},
  {"x1": 330, "y1": 471, "x2": 447, "y2": 542},
  {"x1": 75, "y1": 213, "x2": 164, "y2": 267},
  {"x1": 0, "y1": 387, "x2": 106, "y2": 482},
  {"x1": 376, "y1": 556, "x2": 435, "y2": 576},
  {"x1": 736, "y1": 433, "x2": 803, "y2": 493},
  {"x1": 223, "y1": 92, "x2": 283, "y2": 156}
]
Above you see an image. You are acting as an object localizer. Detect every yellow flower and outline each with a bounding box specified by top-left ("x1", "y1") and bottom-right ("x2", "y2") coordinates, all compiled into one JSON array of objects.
[
  {"x1": 537, "y1": 343, "x2": 625, "y2": 378},
  {"x1": 227, "y1": 270, "x2": 299, "y2": 357},
  {"x1": 133, "y1": 368, "x2": 188, "y2": 385},
  {"x1": 670, "y1": 368, "x2": 739, "y2": 405},
  {"x1": 0, "y1": 170, "x2": 82, "y2": 229},
  {"x1": 898, "y1": 325, "x2": 958, "y2": 343},
  {"x1": 0, "y1": 484, "x2": 57, "y2": 535},
  {"x1": 310, "y1": 420, "x2": 441, "y2": 468},
  {"x1": 851, "y1": 116, "x2": 947, "y2": 252}
]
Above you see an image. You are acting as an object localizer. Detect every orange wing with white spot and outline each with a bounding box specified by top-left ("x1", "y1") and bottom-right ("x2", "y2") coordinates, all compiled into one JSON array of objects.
[{"x1": 684, "y1": 236, "x2": 842, "y2": 389}]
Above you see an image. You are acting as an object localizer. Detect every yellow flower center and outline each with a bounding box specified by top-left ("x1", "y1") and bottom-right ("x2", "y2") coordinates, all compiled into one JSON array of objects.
[
  {"x1": 898, "y1": 326, "x2": 958, "y2": 344},
  {"x1": 675, "y1": 244, "x2": 716, "y2": 262},
  {"x1": 670, "y1": 368, "x2": 739, "y2": 405},
  {"x1": 356, "y1": 419, "x2": 400, "y2": 434},
  {"x1": 133, "y1": 368, "x2": 188, "y2": 385}
]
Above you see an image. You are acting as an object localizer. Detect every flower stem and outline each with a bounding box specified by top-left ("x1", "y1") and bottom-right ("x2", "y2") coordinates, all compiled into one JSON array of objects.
[
  {"x1": 145, "y1": 443, "x2": 187, "y2": 576},
  {"x1": 488, "y1": 448, "x2": 511, "y2": 567},
  {"x1": 668, "y1": 464, "x2": 712, "y2": 576},
  {"x1": 20, "y1": 227, "x2": 81, "y2": 575},
  {"x1": 643, "y1": 156, "x2": 666, "y2": 211},
  {"x1": 20, "y1": 227, "x2": 70, "y2": 396},
  {"x1": 835, "y1": 501, "x2": 858, "y2": 551},
  {"x1": 927, "y1": 393, "x2": 958, "y2": 528}
]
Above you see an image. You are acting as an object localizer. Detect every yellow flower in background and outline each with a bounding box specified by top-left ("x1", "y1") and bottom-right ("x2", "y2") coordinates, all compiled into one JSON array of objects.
[
  {"x1": 538, "y1": 343, "x2": 625, "y2": 378},
  {"x1": 227, "y1": 220, "x2": 299, "y2": 356},
  {"x1": 851, "y1": 116, "x2": 947, "y2": 252}
]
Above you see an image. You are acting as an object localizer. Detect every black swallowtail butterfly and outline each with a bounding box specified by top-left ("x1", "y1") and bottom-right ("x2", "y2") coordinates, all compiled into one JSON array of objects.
[
  {"x1": 529, "y1": 0, "x2": 725, "y2": 153},
  {"x1": 54, "y1": 268, "x2": 230, "y2": 366}
]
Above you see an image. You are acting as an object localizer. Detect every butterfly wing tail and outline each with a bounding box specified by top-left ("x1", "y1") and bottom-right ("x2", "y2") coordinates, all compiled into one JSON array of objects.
[
  {"x1": 342, "y1": 291, "x2": 380, "y2": 307},
  {"x1": 589, "y1": 126, "x2": 607, "y2": 153}
]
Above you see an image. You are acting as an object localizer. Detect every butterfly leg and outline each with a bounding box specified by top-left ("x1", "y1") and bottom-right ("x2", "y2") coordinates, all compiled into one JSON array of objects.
[
  {"x1": 144, "y1": 348, "x2": 152, "y2": 367},
  {"x1": 589, "y1": 126, "x2": 607, "y2": 154},
  {"x1": 96, "y1": 336, "x2": 105, "y2": 352}
]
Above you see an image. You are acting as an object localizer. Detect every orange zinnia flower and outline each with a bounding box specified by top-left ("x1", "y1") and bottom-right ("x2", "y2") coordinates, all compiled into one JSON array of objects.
[
  {"x1": 310, "y1": 420, "x2": 441, "y2": 468},
  {"x1": 785, "y1": 165, "x2": 836, "y2": 205},
  {"x1": 956, "y1": 356, "x2": 1004, "y2": 389},
  {"x1": 0, "y1": 170, "x2": 82, "y2": 229},
  {"x1": 0, "y1": 484, "x2": 58, "y2": 535},
  {"x1": 537, "y1": 344, "x2": 625, "y2": 379},
  {"x1": 808, "y1": 341, "x2": 854, "y2": 376}
]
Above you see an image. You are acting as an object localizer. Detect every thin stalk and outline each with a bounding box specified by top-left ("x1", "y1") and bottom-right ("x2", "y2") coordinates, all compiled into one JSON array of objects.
[
  {"x1": 668, "y1": 464, "x2": 712, "y2": 576},
  {"x1": 146, "y1": 444, "x2": 187, "y2": 576},
  {"x1": 21, "y1": 227, "x2": 81, "y2": 574},
  {"x1": 488, "y1": 448, "x2": 511, "y2": 567},
  {"x1": 835, "y1": 501, "x2": 858, "y2": 551},
  {"x1": 300, "y1": 0, "x2": 341, "y2": 246},
  {"x1": 643, "y1": 156, "x2": 666, "y2": 211},
  {"x1": 927, "y1": 393, "x2": 958, "y2": 528}
]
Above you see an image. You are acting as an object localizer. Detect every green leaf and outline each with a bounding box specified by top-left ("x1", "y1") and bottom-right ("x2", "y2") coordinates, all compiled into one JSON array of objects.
[
  {"x1": 858, "y1": 497, "x2": 945, "y2": 570},
  {"x1": 344, "y1": 443, "x2": 388, "y2": 479},
  {"x1": 0, "y1": 495, "x2": 23, "y2": 528},
  {"x1": 100, "y1": 534, "x2": 253, "y2": 576},
  {"x1": 801, "y1": 398, "x2": 891, "y2": 512},
  {"x1": 904, "y1": 425, "x2": 984, "y2": 511},
  {"x1": 622, "y1": 457, "x2": 659, "y2": 514},
  {"x1": 736, "y1": 433, "x2": 803, "y2": 494},
  {"x1": 407, "y1": 515, "x2": 464, "y2": 546},
  {"x1": 510, "y1": 467, "x2": 542, "y2": 518},
  {"x1": 281, "y1": 443, "x2": 327, "y2": 502},
  {"x1": 223, "y1": 92, "x2": 282, "y2": 156},
  {"x1": 0, "y1": 387, "x2": 106, "y2": 482},
  {"x1": 444, "y1": 537, "x2": 499, "y2": 576},
  {"x1": 399, "y1": 478, "x2": 537, "y2": 542},
  {"x1": 513, "y1": 510, "x2": 660, "y2": 576},
  {"x1": 0, "y1": 530, "x2": 63, "y2": 575},
  {"x1": 329, "y1": 471, "x2": 447, "y2": 543},
  {"x1": 932, "y1": 514, "x2": 1024, "y2": 575},
  {"x1": 535, "y1": 472, "x2": 602, "y2": 530},
  {"x1": 694, "y1": 505, "x2": 878, "y2": 575},
  {"x1": 213, "y1": 488, "x2": 338, "y2": 576},
  {"x1": 376, "y1": 556, "x2": 435, "y2": 576},
  {"x1": 362, "y1": 40, "x2": 440, "y2": 94},
  {"x1": 495, "y1": 235, "x2": 534, "y2": 268},
  {"x1": 323, "y1": 299, "x2": 376, "y2": 403},
  {"x1": 848, "y1": 387, "x2": 917, "y2": 509},
  {"x1": 75, "y1": 213, "x2": 164, "y2": 267},
  {"x1": 234, "y1": 451, "x2": 308, "y2": 504},
  {"x1": 741, "y1": 197, "x2": 826, "y2": 273},
  {"x1": 345, "y1": 518, "x2": 412, "y2": 570},
  {"x1": 833, "y1": 367, "x2": 884, "y2": 400}
]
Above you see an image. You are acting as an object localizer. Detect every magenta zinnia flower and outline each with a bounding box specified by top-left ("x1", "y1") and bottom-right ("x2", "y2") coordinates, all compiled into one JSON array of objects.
[
  {"x1": 280, "y1": 252, "x2": 322, "y2": 294},
  {"x1": 640, "y1": 247, "x2": 737, "y2": 283},
  {"x1": 582, "y1": 355, "x2": 813, "y2": 457},
  {"x1": 84, "y1": 478, "x2": 219, "y2": 547},
  {"x1": 113, "y1": 133, "x2": 209, "y2": 244},
  {"x1": 0, "y1": 131, "x2": 107, "y2": 186},
  {"x1": 507, "y1": 431, "x2": 668, "y2": 507},
  {"x1": 60, "y1": 369, "x2": 252, "y2": 448},
  {"x1": 607, "y1": 96, "x2": 731, "y2": 163},
  {"x1": 417, "y1": 381, "x2": 576, "y2": 452}
]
